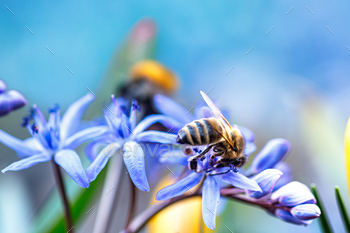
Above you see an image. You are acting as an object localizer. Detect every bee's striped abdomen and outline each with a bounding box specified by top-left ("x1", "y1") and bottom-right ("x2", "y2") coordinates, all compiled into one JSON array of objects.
[{"x1": 176, "y1": 118, "x2": 222, "y2": 146}]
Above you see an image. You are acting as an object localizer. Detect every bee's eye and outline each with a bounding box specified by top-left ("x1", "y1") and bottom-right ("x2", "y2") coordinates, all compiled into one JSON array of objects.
[
  {"x1": 233, "y1": 158, "x2": 242, "y2": 166},
  {"x1": 213, "y1": 148, "x2": 221, "y2": 152}
]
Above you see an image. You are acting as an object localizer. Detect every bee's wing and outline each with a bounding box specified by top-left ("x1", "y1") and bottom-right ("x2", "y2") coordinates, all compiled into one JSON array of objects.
[
  {"x1": 200, "y1": 91, "x2": 235, "y2": 147},
  {"x1": 200, "y1": 91, "x2": 232, "y2": 132}
]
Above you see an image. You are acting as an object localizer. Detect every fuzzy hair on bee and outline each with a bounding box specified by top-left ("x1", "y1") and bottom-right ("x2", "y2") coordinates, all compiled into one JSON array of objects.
[{"x1": 176, "y1": 91, "x2": 247, "y2": 172}]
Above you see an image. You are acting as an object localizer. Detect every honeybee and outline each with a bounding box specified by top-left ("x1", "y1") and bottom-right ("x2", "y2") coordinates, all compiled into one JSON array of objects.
[{"x1": 176, "y1": 91, "x2": 246, "y2": 172}]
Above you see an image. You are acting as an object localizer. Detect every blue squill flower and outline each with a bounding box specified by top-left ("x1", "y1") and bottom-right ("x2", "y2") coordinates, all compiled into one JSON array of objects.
[
  {"x1": 271, "y1": 181, "x2": 319, "y2": 225},
  {"x1": 86, "y1": 95, "x2": 179, "y2": 192},
  {"x1": 153, "y1": 94, "x2": 256, "y2": 156},
  {"x1": 0, "y1": 79, "x2": 27, "y2": 117},
  {"x1": 0, "y1": 93, "x2": 108, "y2": 188},
  {"x1": 156, "y1": 150, "x2": 262, "y2": 230}
]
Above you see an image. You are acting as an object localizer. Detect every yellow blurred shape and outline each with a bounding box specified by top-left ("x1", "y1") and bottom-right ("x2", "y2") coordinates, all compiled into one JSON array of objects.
[
  {"x1": 130, "y1": 60, "x2": 178, "y2": 93},
  {"x1": 345, "y1": 117, "x2": 350, "y2": 193},
  {"x1": 148, "y1": 175, "x2": 201, "y2": 233}
]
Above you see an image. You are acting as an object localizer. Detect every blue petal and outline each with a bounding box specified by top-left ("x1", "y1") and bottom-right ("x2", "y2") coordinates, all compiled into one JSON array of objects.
[
  {"x1": 275, "y1": 209, "x2": 313, "y2": 225},
  {"x1": 129, "y1": 100, "x2": 140, "y2": 130},
  {"x1": 237, "y1": 125, "x2": 255, "y2": 143},
  {"x1": 273, "y1": 162, "x2": 293, "y2": 191},
  {"x1": 120, "y1": 113, "x2": 131, "y2": 138},
  {"x1": 247, "y1": 169, "x2": 282, "y2": 199},
  {"x1": 271, "y1": 181, "x2": 316, "y2": 207},
  {"x1": 202, "y1": 176, "x2": 220, "y2": 230},
  {"x1": 123, "y1": 141, "x2": 149, "y2": 192},
  {"x1": 244, "y1": 141, "x2": 256, "y2": 156},
  {"x1": 47, "y1": 107, "x2": 60, "y2": 134},
  {"x1": 60, "y1": 93, "x2": 94, "y2": 140},
  {"x1": 135, "y1": 131, "x2": 177, "y2": 144},
  {"x1": 0, "y1": 130, "x2": 42, "y2": 156},
  {"x1": 31, "y1": 104, "x2": 47, "y2": 130},
  {"x1": 110, "y1": 95, "x2": 128, "y2": 117},
  {"x1": 86, "y1": 142, "x2": 121, "y2": 182},
  {"x1": 153, "y1": 94, "x2": 192, "y2": 124},
  {"x1": 249, "y1": 138, "x2": 291, "y2": 174},
  {"x1": 156, "y1": 172, "x2": 203, "y2": 201},
  {"x1": 17, "y1": 137, "x2": 45, "y2": 158},
  {"x1": 103, "y1": 109, "x2": 121, "y2": 137},
  {"x1": 54, "y1": 149, "x2": 89, "y2": 188},
  {"x1": 0, "y1": 90, "x2": 27, "y2": 116},
  {"x1": 2, "y1": 152, "x2": 51, "y2": 173},
  {"x1": 133, "y1": 114, "x2": 183, "y2": 135},
  {"x1": 0, "y1": 79, "x2": 7, "y2": 93},
  {"x1": 218, "y1": 172, "x2": 261, "y2": 192},
  {"x1": 85, "y1": 140, "x2": 108, "y2": 162},
  {"x1": 291, "y1": 204, "x2": 321, "y2": 220},
  {"x1": 63, "y1": 126, "x2": 110, "y2": 149},
  {"x1": 159, "y1": 148, "x2": 188, "y2": 166}
]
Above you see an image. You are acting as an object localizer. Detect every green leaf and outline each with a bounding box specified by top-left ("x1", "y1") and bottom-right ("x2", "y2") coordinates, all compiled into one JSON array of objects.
[
  {"x1": 311, "y1": 184, "x2": 333, "y2": 233},
  {"x1": 335, "y1": 186, "x2": 350, "y2": 233}
]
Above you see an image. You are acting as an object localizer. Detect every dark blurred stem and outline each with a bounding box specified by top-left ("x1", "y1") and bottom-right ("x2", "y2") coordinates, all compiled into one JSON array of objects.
[
  {"x1": 93, "y1": 154, "x2": 124, "y2": 233},
  {"x1": 225, "y1": 193, "x2": 291, "y2": 212},
  {"x1": 123, "y1": 177, "x2": 137, "y2": 229},
  {"x1": 51, "y1": 161, "x2": 74, "y2": 233},
  {"x1": 124, "y1": 189, "x2": 291, "y2": 233}
]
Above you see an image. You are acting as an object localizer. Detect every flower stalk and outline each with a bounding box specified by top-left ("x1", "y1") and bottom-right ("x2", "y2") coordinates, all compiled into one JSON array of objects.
[
  {"x1": 51, "y1": 160, "x2": 74, "y2": 233},
  {"x1": 92, "y1": 155, "x2": 124, "y2": 233},
  {"x1": 124, "y1": 187, "x2": 296, "y2": 233},
  {"x1": 124, "y1": 178, "x2": 138, "y2": 229}
]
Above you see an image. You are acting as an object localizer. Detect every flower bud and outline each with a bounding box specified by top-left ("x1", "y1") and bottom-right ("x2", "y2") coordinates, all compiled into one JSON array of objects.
[
  {"x1": 0, "y1": 79, "x2": 7, "y2": 94},
  {"x1": 247, "y1": 169, "x2": 283, "y2": 199},
  {"x1": 249, "y1": 139, "x2": 291, "y2": 174},
  {"x1": 271, "y1": 181, "x2": 316, "y2": 207},
  {"x1": 291, "y1": 204, "x2": 321, "y2": 220},
  {"x1": 275, "y1": 209, "x2": 313, "y2": 225}
]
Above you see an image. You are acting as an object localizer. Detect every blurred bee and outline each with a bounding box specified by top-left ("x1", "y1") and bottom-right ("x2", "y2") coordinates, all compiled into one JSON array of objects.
[
  {"x1": 177, "y1": 91, "x2": 246, "y2": 172},
  {"x1": 118, "y1": 60, "x2": 178, "y2": 117}
]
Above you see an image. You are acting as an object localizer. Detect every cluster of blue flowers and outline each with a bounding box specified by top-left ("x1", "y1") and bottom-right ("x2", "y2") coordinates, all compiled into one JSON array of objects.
[{"x1": 0, "y1": 90, "x2": 320, "y2": 230}]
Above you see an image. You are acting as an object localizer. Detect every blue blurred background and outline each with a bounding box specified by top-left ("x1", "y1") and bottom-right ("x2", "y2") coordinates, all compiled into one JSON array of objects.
[{"x1": 1, "y1": 0, "x2": 350, "y2": 232}]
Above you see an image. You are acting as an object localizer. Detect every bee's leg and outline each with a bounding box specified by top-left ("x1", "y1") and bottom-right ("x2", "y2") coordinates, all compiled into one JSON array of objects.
[
  {"x1": 187, "y1": 145, "x2": 213, "y2": 162},
  {"x1": 212, "y1": 159, "x2": 223, "y2": 167},
  {"x1": 209, "y1": 155, "x2": 215, "y2": 165},
  {"x1": 209, "y1": 150, "x2": 224, "y2": 165}
]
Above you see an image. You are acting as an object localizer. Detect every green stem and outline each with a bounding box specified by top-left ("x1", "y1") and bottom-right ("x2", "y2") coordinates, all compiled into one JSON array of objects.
[
  {"x1": 311, "y1": 184, "x2": 333, "y2": 233},
  {"x1": 335, "y1": 186, "x2": 350, "y2": 233}
]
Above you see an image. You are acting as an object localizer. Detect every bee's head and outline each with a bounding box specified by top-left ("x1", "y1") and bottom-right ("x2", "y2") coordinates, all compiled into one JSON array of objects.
[{"x1": 230, "y1": 128, "x2": 245, "y2": 157}]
